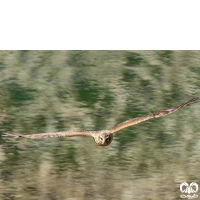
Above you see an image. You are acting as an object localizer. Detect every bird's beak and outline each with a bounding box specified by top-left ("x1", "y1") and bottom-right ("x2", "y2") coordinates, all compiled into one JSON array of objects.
[{"x1": 102, "y1": 139, "x2": 105, "y2": 144}]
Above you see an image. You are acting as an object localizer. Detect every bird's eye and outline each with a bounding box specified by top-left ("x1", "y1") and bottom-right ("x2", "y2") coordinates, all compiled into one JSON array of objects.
[
  {"x1": 100, "y1": 137, "x2": 103, "y2": 141},
  {"x1": 106, "y1": 138, "x2": 109, "y2": 141}
]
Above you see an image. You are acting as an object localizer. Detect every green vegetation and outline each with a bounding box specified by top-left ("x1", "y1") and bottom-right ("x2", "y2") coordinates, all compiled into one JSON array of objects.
[{"x1": 0, "y1": 50, "x2": 200, "y2": 200}]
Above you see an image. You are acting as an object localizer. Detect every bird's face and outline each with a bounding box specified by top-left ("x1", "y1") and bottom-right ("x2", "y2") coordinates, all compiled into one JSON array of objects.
[{"x1": 95, "y1": 132, "x2": 113, "y2": 146}]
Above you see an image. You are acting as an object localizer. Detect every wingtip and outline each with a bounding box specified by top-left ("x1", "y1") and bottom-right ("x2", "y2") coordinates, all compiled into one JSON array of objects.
[
  {"x1": 2, "y1": 132, "x2": 23, "y2": 138},
  {"x1": 188, "y1": 97, "x2": 199, "y2": 105},
  {"x1": 181, "y1": 97, "x2": 199, "y2": 108}
]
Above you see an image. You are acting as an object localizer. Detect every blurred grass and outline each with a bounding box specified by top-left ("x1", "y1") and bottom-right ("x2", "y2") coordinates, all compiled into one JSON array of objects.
[{"x1": 0, "y1": 50, "x2": 200, "y2": 200}]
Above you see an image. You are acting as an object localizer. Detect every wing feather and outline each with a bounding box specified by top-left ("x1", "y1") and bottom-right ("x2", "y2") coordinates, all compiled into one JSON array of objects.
[
  {"x1": 3, "y1": 98, "x2": 198, "y2": 139},
  {"x1": 3, "y1": 130, "x2": 96, "y2": 139},
  {"x1": 109, "y1": 97, "x2": 198, "y2": 133}
]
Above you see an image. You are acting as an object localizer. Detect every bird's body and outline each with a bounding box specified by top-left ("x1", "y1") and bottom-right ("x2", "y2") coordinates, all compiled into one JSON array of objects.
[{"x1": 3, "y1": 98, "x2": 198, "y2": 146}]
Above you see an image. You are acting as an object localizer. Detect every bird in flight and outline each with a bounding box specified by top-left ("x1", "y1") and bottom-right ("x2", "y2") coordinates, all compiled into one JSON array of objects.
[{"x1": 3, "y1": 98, "x2": 198, "y2": 146}]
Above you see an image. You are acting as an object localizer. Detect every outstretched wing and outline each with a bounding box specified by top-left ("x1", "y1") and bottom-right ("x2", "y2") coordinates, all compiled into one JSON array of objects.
[
  {"x1": 3, "y1": 97, "x2": 198, "y2": 139},
  {"x1": 3, "y1": 130, "x2": 96, "y2": 139},
  {"x1": 109, "y1": 97, "x2": 198, "y2": 133}
]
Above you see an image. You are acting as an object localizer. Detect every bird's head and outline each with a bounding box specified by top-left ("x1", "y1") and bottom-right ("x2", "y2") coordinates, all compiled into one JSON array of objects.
[{"x1": 94, "y1": 131, "x2": 113, "y2": 146}]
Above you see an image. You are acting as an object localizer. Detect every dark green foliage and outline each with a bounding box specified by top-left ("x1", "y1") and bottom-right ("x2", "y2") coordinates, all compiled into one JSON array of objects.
[
  {"x1": 3, "y1": 83, "x2": 36, "y2": 107},
  {"x1": 125, "y1": 52, "x2": 144, "y2": 66}
]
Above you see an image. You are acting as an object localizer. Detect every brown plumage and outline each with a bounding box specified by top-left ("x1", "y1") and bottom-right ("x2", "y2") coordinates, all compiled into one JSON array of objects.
[{"x1": 3, "y1": 98, "x2": 198, "y2": 146}]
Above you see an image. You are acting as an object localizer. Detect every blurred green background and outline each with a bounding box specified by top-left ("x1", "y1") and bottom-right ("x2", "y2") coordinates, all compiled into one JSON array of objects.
[{"x1": 0, "y1": 50, "x2": 200, "y2": 200}]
